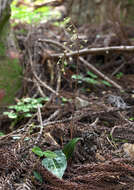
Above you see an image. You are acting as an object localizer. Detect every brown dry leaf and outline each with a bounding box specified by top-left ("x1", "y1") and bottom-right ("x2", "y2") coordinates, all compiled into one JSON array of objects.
[
  {"x1": 123, "y1": 143, "x2": 134, "y2": 159},
  {"x1": 95, "y1": 152, "x2": 106, "y2": 161}
]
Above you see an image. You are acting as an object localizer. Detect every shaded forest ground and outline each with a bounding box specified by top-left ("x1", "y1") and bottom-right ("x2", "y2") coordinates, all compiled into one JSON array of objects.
[{"x1": 1, "y1": 17, "x2": 134, "y2": 189}]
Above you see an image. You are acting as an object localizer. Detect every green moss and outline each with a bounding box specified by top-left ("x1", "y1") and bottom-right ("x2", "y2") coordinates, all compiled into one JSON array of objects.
[
  {"x1": 0, "y1": 43, "x2": 6, "y2": 56},
  {"x1": 0, "y1": 58, "x2": 22, "y2": 105},
  {"x1": 0, "y1": 7, "x2": 10, "y2": 34}
]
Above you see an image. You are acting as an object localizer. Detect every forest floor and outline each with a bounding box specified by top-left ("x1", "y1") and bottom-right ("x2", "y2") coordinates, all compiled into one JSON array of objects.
[{"x1": 1, "y1": 20, "x2": 134, "y2": 189}]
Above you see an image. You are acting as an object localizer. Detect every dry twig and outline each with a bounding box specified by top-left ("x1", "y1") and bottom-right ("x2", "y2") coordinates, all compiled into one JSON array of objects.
[{"x1": 39, "y1": 39, "x2": 123, "y2": 90}]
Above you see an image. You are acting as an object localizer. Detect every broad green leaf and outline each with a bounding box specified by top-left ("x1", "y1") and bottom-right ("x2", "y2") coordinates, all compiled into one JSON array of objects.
[
  {"x1": 43, "y1": 150, "x2": 57, "y2": 159},
  {"x1": 42, "y1": 150, "x2": 67, "y2": 179},
  {"x1": 33, "y1": 171, "x2": 43, "y2": 183},
  {"x1": 32, "y1": 146, "x2": 44, "y2": 157},
  {"x1": 63, "y1": 138, "x2": 81, "y2": 160}
]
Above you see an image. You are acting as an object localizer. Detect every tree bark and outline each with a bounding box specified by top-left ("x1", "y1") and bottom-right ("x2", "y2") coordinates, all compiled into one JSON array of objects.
[
  {"x1": 0, "y1": 0, "x2": 22, "y2": 106},
  {"x1": 66, "y1": 0, "x2": 134, "y2": 25}
]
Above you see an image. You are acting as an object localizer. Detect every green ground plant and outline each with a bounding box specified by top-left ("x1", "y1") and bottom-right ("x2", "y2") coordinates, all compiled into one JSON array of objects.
[
  {"x1": 11, "y1": 0, "x2": 61, "y2": 25},
  {"x1": 72, "y1": 71, "x2": 112, "y2": 87},
  {"x1": 3, "y1": 97, "x2": 48, "y2": 130},
  {"x1": 32, "y1": 138, "x2": 81, "y2": 181},
  {"x1": 3, "y1": 97, "x2": 47, "y2": 119}
]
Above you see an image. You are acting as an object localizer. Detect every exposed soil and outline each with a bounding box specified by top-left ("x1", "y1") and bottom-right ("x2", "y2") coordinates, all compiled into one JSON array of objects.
[{"x1": 1, "y1": 20, "x2": 134, "y2": 189}]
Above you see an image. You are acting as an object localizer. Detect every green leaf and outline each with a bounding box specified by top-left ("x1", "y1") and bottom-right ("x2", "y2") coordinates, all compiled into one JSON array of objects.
[
  {"x1": 32, "y1": 104, "x2": 43, "y2": 108},
  {"x1": 26, "y1": 104, "x2": 33, "y2": 109},
  {"x1": 7, "y1": 112, "x2": 18, "y2": 119},
  {"x1": 33, "y1": 171, "x2": 43, "y2": 183},
  {"x1": 87, "y1": 71, "x2": 98, "y2": 79},
  {"x1": 32, "y1": 146, "x2": 44, "y2": 157},
  {"x1": 43, "y1": 97, "x2": 49, "y2": 101},
  {"x1": 15, "y1": 106, "x2": 24, "y2": 112},
  {"x1": 24, "y1": 113, "x2": 32, "y2": 117},
  {"x1": 42, "y1": 150, "x2": 67, "y2": 179},
  {"x1": 63, "y1": 138, "x2": 81, "y2": 160},
  {"x1": 129, "y1": 117, "x2": 134, "y2": 121},
  {"x1": 36, "y1": 98, "x2": 43, "y2": 103},
  {"x1": 116, "y1": 72, "x2": 123, "y2": 79},
  {"x1": 17, "y1": 102, "x2": 24, "y2": 106},
  {"x1": 23, "y1": 97, "x2": 32, "y2": 103},
  {"x1": 71, "y1": 74, "x2": 83, "y2": 80},
  {"x1": 22, "y1": 107, "x2": 30, "y2": 112},
  {"x1": 31, "y1": 99, "x2": 38, "y2": 104},
  {"x1": 8, "y1": 105, "x2": 16, "y2": 109},
  {"x1": 5, "y1": 97, "x2": 45, "y2": 120},
  {"x1": 0, "y1": 132, "x2": 4, "y2": 136},
  {"x1": 101, "y1": 80, "x2": 112, "y2": 87},
  {"x1": 83, "y1": 77, "x2": 99, "y2": 84},
  {"x1": 62, "y1": 97, "x2": 68, "y2": 103},
  {"x1": 34, "y1": 6, "x2": 50, "y2": 14},
  {"x1": 43, "y1": 150, "x2": 57, "y2": 159},
  {"x1": 31, "y1": 105, "x2": 38, "y2": 109}
]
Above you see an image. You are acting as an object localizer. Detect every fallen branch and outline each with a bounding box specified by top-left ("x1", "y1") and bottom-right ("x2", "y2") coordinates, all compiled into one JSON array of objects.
[
  {"x1": 39, "y1": 44, "x2": 134, "y2": 58},
  {"x1": 39, "y1": 39, "x2": 123, "y2": 90},
  {"x1": 79, "y1": 56, "x2": 123, "y2": 90},
  {"x1": 35, "y1": 104, "x2": 43, "y2": 144},
  {"x1": 34, "y1": 0, "x2": 63, "y2": 9}
]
